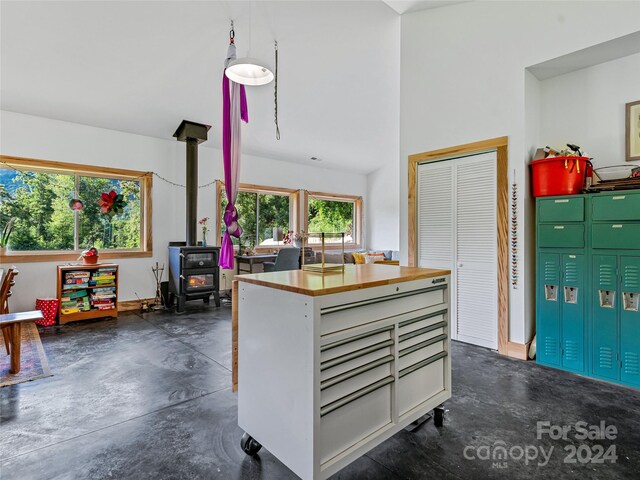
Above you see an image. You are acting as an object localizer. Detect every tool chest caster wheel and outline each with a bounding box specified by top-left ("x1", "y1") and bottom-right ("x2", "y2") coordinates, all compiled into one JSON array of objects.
[
  {"x1": 434, "y1": 406, "x2": 445, "y2": 427},
  {"x1": 241, "y1": 432, "x2": 262, "y2": 456}
]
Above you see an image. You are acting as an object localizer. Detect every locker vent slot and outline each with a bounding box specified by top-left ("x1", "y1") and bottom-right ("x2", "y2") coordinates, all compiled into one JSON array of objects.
[
  {"x1": 544, "y1": 337, "x2": 557, "y2": 357},
  {"x1": 623, "y1": 265, "x2": 640, "y2": 291},
  {"x1": 564, "y1": 340, "x2": 578, "y2": 362},
  {"x1": 544, "y1": 261, "x2": 558, "y2": 283},
  {"x1": 564, "y1": 262, "x2": 579, "y2": 285},
  {"x1": 623, "y1": 352, "x2": 640, "y2": 376},
  {"x1": 598, "y1": 264, "x2": 616, "y2": 288},
  {"x1": 598, "y1": 347, "x2": 614, "y2": 370}
]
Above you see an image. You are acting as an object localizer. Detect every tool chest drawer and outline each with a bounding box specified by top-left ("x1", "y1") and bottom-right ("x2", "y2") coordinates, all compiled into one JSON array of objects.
[
  {"x1": 321, "y1": 340, "x2": 393, "y2": 383},
  {"x1": 538, "y1": 197, "x2": 585, "y2": 222},
  {"x1": 321, "y1": 357, "x2": 393, "y2": 407},
  {"x1": 538, "y1": 224, "x2": 585, "y2": 248},
  {"x1": 592, "y1": 224, "x2": 640, "y2": 250},
  {"x1": 592, "y1": 193, "x2": 640, "y2": 221},
  {"x1": 398, "y1": 309, "x2": 447, "y2": 337},
  {"x1": 320, "y1": 285, "x2": 445, "y2": 336},
  {"x1": 398, "y1": 352, "x2": 446, "y2": 416},
  {"x1": 321, "y1": 326, "x2": 393, "y2": 364},
  {"x1": 398, "y1": 334, "x2": 447, "y2": 371},
  {"x1": 320, "y1": 377, "x2": 393, "y2": 464}
]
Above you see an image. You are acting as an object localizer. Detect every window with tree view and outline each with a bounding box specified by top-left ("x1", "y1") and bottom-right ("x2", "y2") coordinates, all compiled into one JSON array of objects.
[
  {"x1": 308, "y1": 197, "x2": 355, "y2": 244},
  {"x1": 0, "y1": 162, "x2": 148, "y2": 253},
  {"x1": 219, "y1": 190, "x2": 290, "y2": 248}
]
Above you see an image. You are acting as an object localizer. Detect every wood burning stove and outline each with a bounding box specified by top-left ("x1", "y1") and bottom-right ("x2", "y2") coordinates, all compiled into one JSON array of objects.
[
  {"x1": 168, "y1": 120, "x2": 220, "y2": 313},
  {"x1": 168, "y1": 244, "x2": 220, "y2": 312}
]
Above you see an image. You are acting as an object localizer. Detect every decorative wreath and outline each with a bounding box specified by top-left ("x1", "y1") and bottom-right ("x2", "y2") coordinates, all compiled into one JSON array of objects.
[{"x1": 98, "y1": 190, "x2": 127, "y2": 216}]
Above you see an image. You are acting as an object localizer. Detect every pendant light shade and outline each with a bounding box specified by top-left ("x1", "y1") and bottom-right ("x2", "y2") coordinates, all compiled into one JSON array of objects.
[{"x1": 225, "y1": 58, "x2": 274, "y2": 86}]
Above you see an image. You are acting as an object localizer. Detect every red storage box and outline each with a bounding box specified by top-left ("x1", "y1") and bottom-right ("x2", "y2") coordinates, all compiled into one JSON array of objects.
[
  {"x1": 531, "y1": 156, "x2": 589, "y2": 197},
  {"x1": 35, "y1": 298, "x2": 59, "y2": 326}
]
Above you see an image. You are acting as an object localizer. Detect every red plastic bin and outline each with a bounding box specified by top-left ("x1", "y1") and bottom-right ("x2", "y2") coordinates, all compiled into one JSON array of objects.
[{"x1": 530, "y1": 156, "x2": 589, "y2": 197}]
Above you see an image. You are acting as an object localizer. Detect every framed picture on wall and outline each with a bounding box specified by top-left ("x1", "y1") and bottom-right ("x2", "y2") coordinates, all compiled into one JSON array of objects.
[{"x1": 626, "y1": 100, "x2": 640, "y2": 162}]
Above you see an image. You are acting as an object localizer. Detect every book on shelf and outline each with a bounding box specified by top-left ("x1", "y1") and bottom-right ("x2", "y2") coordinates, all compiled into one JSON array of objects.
[{"x1": 61, "y1": 289, "x2": 88, "y2": 299}]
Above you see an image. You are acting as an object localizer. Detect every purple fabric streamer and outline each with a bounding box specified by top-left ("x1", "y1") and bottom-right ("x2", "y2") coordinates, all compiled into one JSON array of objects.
[{"x1": 219, "y1": 44, "x2": 248, "y2": 270}]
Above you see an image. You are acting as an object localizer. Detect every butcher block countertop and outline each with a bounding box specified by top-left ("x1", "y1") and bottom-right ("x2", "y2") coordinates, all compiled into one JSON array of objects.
[{"x1": 235, "y1": 264, "x2": 450, "y2": 297}]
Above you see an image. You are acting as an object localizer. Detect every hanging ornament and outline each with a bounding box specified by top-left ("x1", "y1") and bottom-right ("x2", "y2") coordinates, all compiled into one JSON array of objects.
[
  {"x1": 68, "y1": 198, "x2": 84, "y2": 211},
  {"x1": 98, "y1": 190, "x2": 127, "y2": 216}
]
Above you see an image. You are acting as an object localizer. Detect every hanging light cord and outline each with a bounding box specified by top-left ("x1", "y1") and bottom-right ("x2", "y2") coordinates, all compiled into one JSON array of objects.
[{"x1": 274, "y1": 40, "x2": 280, "y2": 140}]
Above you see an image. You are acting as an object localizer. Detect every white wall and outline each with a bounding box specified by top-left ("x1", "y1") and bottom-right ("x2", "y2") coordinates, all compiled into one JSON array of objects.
[
  {"x1": 400, "y1": 1, "x2": 640, "y2": 344},
  {"x1": 539, "y1": 52, "x2": 640, "y2": 169},
  {"x1": 0, "y1": 111, "x2": 366, "y2": 310},
  {"x1": 366, "y1": 163, "x2": 399, "y2": 250}
]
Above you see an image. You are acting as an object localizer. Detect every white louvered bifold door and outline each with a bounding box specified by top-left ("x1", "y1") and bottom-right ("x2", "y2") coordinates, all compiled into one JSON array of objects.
[
  {"x1": 417, "y1": 152, "x2": 498, "y2": 350},
  {"x1": 455, "y1": 153, "x2": 497, "y2": 349},
  {"x1": 417, "y1": 161, "x2": 454, "y2": 271}
]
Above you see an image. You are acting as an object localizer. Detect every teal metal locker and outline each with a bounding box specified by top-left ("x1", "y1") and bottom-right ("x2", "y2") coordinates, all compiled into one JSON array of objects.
[
  {"x1": 591, "y1": 255, "x2": 618, "y2": 380},
  {"x1": 536, "y1": 195, "x2": 587, "y2": 374},
  {"x1": 561, "y1": 254, "x2": 585, "y2": 372},
  {"x1": 620, "y1": 256, "x2": 640, "y2": 387},
  {"x1": 537, "y1": 253, "x2": 561, "y2": 366},
  {"x1": 537, "y1": 189, "x2": 640, "y2": 388}
]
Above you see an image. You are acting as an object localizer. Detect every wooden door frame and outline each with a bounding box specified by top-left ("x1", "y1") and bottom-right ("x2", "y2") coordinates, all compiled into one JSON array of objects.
[{"x1": 407, "y1": 136, "x2": 509, "y2": 356}]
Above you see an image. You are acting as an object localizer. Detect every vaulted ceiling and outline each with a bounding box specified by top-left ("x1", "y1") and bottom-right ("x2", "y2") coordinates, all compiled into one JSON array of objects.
[{"x1": 1, "y1": 1, "x2": 401, "y2": 174}]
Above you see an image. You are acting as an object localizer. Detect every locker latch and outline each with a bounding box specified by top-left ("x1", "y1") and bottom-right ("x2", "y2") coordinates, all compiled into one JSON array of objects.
[
  {"x1": 599, "y1": 290, "x2": 615, "y2": 309},
  {"x1": 564, "y1": 287, "x2": 578, "y2": 304},
  {"x1": 623, "y1": 292, "x2": 639, "y2": 312},
  {"x1": 545, "y1": 285, "x2": 558, "y2": 301}
]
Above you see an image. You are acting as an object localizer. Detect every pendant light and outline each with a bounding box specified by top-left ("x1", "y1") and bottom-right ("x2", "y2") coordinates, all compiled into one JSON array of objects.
[
  {"x1": 225, "y1": 58, "x2": 273, "y2": 86},
  {"x1": 225, "y1": 13, "x2": 274, "y2": 86}
]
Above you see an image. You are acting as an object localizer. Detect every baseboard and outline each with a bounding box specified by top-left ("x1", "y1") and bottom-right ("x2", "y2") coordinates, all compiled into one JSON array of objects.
[
  {"x1": 118, "y1": 298, "x2": 154, "y2": 312},
  {"x1": 506, "y1": 341, "x2": 532, "y2": 360}
]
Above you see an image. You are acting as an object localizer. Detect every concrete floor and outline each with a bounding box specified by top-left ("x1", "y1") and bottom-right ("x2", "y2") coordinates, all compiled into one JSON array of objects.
[{"x1": 1, "y1": 303, "x2": 639, "y2": 479}]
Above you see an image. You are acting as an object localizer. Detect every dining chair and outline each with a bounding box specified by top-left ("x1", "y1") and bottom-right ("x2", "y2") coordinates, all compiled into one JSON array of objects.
[
  {"x1": 263, "y1": 247, "x2": 301, "y2": 273},
  {"x1": 0, "y1": 267, "x2": 19, "y2": 355}
]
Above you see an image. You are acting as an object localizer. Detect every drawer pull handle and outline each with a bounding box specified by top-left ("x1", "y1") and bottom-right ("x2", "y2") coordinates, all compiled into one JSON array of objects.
[
  {"x1": 321, "y1": 355, "x2": 393, "y2": 391},
  {"x1": 321, "y1": 339, "x2": 394, "y2": 370},
  {"x1": 398, "y1": 309, "x2": 448, "y2": 328},
  {"x1": 612, "y1": 196, "x2": 625, "y2": 200},
  {"x1": 554, "y1": 226, "x2": 565, "y2": 230},
  {"x1": 612, "y1": 225, "x2": 623, "y2": 229},
  {"x1": 321, "y1": 325, "x2": 393, "y2": 352},
  {"x1": 399, "y1": 334, "x2": 448, "y2": 358},
  {"x1": 320, "y1": 285, "x2": 445, "y2": 315},
  {"x1": 399, "y1": 351, "x2": 447, "y2": 378},
  {"x1": 399, "y1": 321, "x2": 447, "y2": 342},
  {"x1": 554, "y1": 199, "x2": 570, "y2": 203},
  {"x1": 320, "y1": 376, "x2": 394, "y2": 417}
]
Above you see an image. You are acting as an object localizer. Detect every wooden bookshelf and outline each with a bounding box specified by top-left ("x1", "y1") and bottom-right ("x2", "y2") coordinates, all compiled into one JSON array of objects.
[{"x1": 56, "y1": 263, "x2": 119, "y2": 324}]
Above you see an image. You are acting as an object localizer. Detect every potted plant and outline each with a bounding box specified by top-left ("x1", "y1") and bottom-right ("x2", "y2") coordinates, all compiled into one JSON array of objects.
[
  {"x1": 284, "y1": 230, "x2": 304, "y2": 248},
  {"x1": 199, "y1": 217, "x2": 209, "y2": 246},
  {"x1": 0, "y1": 218, "x2": 16, "y2": 255},
  {"x1": 79, "y1": 247, "x2": 99, "y2": 265}
]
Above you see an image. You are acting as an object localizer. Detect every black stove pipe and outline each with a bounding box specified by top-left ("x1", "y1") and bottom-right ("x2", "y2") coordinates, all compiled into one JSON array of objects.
[
  {"x1": 173, "y1": 120, "x2": 211, "y2": 246},
  {"x1": 185, "y1": 139, "x2": 198, "y2": 246}
]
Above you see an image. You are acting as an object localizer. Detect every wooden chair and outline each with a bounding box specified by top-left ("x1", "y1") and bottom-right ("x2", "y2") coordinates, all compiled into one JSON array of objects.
[{"x1": 1, "y1": 267, "x2": 19, "y2": 354}]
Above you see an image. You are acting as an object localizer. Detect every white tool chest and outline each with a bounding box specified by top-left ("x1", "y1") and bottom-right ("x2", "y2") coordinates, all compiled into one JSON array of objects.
[{"x1": 238, "y1": 273, "x2": 451, "y2": 480}]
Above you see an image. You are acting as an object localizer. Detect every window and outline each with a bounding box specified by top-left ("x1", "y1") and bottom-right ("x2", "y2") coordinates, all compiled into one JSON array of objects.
[
  {"x1": 306, "y1": 192, "x2": 362, "y2": 246},
  {"x1": 0, "y1": 156, "x2": 152, "y2": 260},
  {"x1": 218, "y1": 184, "x2": 293, "y2": 248}
]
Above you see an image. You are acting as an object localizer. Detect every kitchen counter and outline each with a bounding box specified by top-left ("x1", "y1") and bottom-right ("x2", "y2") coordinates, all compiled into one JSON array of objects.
[{"x1": 235, "y1": 263, "x2": 450, "y2": 296}]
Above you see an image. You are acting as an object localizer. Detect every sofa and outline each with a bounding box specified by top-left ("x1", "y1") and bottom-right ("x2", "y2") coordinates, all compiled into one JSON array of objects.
[{"x1": 314, "y1": 249, "x2": 400, "y2": 265}]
